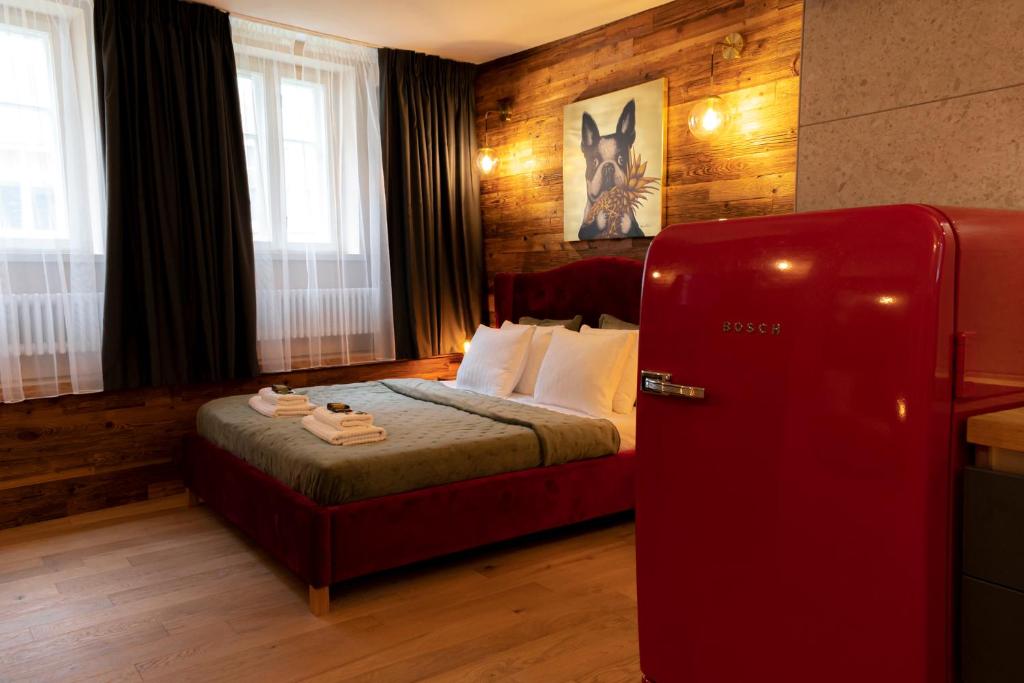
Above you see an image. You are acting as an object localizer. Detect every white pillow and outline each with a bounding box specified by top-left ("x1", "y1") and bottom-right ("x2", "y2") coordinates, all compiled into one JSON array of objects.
[
  {"x1": 533, "y1": 328, "x2": 632, "y2": 416},
  {"x1": 580, "y1": 325, "x2": 639, "y2": 414},
  {"x1": 456, "y1": 324, "x2": 535, "y2": 397},
  {"x1": 501, "y1": 320, "x2": 556, "y2": 395}
]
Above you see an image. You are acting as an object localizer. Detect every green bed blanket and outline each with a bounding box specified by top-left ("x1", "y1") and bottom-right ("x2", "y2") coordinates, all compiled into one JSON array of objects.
[{"x1": 195, "y1": 379, "x2": 620, "y2": 506}]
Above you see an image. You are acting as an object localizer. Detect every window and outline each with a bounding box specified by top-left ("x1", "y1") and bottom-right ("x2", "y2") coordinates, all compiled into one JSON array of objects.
[
  {"x1": 237, "y1": 74, "x2": 334, "y2": 250},
  {"x1": 0, "y1": 0, "x2": 105, "y2": 403},
  {"x1": 0, "y1": 23, "x2": 67, "y2": 242},
  {"x1": 232, "y1": 18, "x2": 395, "y2": 373}
]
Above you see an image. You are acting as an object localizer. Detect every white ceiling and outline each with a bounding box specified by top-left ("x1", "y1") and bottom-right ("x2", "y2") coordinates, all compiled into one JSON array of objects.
[{"x1": 214, "y1": 0, "x2": 671, "y2": 64}]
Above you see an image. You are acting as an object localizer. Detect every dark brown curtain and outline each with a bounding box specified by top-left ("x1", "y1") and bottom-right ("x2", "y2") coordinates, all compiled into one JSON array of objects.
[
  {"x1": 95, "y1": 0, "x2": 259, "y2": 390},
  {"x1": 379, "y1": 48, "x2": 484, "y2": 359}
]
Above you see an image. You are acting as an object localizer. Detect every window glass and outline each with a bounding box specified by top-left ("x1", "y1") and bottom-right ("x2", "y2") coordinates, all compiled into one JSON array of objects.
[
  {"x1": 32, "y1": 187, "x2": 53, "y2": 231},
  {"x1": 0, "y1": 184, "x2": 20, "y2": 229},
  {"x1": 236, "y1": 73, "x2": 270, "y2": 242},
  {"x1": 280, "y1": 79, "x2": 329, "y2": 245},
  {"x1": 0, "y1": 25, "x2": 66, "y2": 241}
]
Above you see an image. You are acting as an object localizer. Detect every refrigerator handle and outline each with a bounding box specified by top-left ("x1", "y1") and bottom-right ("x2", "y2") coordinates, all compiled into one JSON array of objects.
[{"x1": 640, "y1": 371, "x2": 706, "y2": 400}]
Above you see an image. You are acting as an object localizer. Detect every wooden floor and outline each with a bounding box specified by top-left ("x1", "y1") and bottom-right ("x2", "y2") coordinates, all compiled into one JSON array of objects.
[{"x1": 0, "y1": 497, "x2": 640, "y2": 682}]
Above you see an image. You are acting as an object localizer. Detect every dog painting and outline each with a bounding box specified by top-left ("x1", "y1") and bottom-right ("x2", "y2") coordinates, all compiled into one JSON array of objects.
[{"x1": 563, "y1": 80, "x2": 665, "y2": 241}]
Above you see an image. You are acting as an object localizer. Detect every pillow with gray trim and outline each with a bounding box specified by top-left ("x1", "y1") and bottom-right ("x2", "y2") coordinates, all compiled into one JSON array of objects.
[
  {"x1": 599, "y1": 313, "x2": 639, "y2": 331},
  {"x1": 518, "y1": 315, "x2": 583, "y2": 332}
]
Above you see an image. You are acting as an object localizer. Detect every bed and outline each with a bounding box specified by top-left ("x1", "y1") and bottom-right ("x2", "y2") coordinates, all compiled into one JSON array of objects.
[{"x1": 183, "y1": 256, "x2": 644, "y2": 615}]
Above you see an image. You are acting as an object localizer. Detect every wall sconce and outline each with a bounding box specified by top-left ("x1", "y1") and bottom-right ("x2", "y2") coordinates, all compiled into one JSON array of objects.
[
  {"x1": 477, "y1": 97, "x2": 512, "y2": 175},
  {"x1": 688, "y1": 32, "x2": 744, "y2": 140}
]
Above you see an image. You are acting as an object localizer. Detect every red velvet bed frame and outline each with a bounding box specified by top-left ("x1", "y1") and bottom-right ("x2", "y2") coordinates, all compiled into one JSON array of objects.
[{"x1": 183, "y1": 256, "x2": 644, "y2": 615}]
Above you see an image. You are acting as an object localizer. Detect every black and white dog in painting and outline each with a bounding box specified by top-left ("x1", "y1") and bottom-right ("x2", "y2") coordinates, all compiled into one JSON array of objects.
[{"x1": 578, "y1": 99, "x2": 646, "y2": 241}]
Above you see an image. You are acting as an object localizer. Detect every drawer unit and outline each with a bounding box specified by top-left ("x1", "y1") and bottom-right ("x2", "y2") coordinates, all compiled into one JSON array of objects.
[
  {"x1": 962, "y1": 576, "x2": 1024, "y2": 683},
  {"x1": 963, "y1": 467, "x2": 1024, "y2": 593},
  {"x1": 963, "y1": 406, "x2": 1024, "y2": 683}
]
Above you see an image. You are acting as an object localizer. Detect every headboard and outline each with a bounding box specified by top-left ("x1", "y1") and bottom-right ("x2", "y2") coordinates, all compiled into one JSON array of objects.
[{"x1": 493, "y1": 256, "x2": 645, "y2": 328}]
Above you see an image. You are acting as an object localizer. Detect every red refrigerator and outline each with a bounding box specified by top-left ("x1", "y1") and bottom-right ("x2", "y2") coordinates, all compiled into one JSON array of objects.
[{"x1": 635, "y1": 205, "x2": 1024, "y2": 683}]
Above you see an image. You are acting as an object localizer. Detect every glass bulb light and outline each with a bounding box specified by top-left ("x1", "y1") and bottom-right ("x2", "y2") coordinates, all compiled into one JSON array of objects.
[
  {"x1": 476, "y1": 147, "x2": 498, "y2": 175},
  {"x1": 688, "y1": 96, "x2": 731, "y2": 140}
]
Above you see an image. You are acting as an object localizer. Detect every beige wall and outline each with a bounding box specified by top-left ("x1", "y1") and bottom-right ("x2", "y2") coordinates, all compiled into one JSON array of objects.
[{"x1": 797, "y1": 0, "x2": 1024, "y2": 211}]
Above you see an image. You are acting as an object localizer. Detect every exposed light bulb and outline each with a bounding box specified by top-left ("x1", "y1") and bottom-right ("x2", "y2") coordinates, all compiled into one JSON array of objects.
[
  {"x1": 702, "y1": 107, "x2": 722, "y2": 132},
  {"x1": 688, "y1": 96, "x2": 732, "y2": 140},
  {"x1": 476, "y1": 147, "x2": 498, "y2": 175}
]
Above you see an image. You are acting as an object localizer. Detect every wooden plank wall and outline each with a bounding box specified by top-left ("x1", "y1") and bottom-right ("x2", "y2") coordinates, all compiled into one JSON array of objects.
[
  {"x1": 476, "y1": 0, "x2": 803, "y2": 317},
  {"x1": 0, "y1": 356, "x2": 460, "y2": 530}
]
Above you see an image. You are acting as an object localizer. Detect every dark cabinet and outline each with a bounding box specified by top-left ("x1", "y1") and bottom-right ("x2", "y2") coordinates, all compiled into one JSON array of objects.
[{"x1": 962, "y1": 467, "x2": 1024, "y2": 682}]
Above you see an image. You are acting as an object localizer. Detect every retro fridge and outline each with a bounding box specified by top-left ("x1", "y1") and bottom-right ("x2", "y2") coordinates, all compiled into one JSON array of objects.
[{"x1": 635, "y1": 205, "x2": 1024, "y2": 683}]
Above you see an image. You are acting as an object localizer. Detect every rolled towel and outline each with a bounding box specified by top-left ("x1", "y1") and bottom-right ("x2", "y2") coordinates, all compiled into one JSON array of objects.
[
  {"x1": 249, "y1": 395, "x2": 312, "y2": 417},
  {"x1": 312, "y1": 406, "x2": 374, "y2": 430},
  {"x1": 258, "y1": 387, "x2": 310, "y2": 406},
  {"x1": 301, "y1": 415, "x2": 387, "y2": 446}
]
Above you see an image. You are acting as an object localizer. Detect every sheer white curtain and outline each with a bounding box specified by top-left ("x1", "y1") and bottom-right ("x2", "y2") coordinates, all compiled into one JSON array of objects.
[
  {"x1": 230, "y1": 18, "x2": 394, "y2": 373},
  {"x1": 0, "y1": 0, "x2": 104, "y2": 403}
]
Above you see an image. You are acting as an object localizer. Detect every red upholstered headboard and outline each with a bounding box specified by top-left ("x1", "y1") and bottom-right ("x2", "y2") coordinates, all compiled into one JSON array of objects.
[{"x1": 493, "y1": 256, "x2": 645, "y2": 328}]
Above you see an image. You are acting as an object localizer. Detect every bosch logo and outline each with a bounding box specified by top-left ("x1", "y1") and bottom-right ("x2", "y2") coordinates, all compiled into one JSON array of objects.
[{"x1": 722, "y1": 321, "x2": 781, "y2": 335}]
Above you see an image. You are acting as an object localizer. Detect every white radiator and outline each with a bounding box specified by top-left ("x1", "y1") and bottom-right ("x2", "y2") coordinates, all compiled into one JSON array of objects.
[
  {"x1": 256, "y1": 287, "x2": 377, "y2": 341},
  {"x1": 0, "y1": 292, "x2": 104, "y2": 356},
  {"x1": 1, "y1": 289, "x2": 378, "y2": 355}
]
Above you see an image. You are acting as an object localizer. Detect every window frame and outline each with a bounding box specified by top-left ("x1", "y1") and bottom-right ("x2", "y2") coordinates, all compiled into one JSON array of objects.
[
  {"x1": 234, "y1": 45, "x2": 367, "y2": 259},
  {"x1": 0, "y1": 0, "x2": 103, "y2": 258},
  {"x1": 0, "y1": 20, "x2": 69, "y2": 246},
  {"x1": 278, "y1": 75, "x2": 332, "y2": 248}
]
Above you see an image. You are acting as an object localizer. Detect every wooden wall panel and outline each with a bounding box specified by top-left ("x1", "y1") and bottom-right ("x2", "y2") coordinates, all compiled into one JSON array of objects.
[
  {"x1": 476, "y1": 0, "x2": 802, "y2": 318},
  {"x1": 0, "y1": 356, "x2": 460, "y2": 529}
]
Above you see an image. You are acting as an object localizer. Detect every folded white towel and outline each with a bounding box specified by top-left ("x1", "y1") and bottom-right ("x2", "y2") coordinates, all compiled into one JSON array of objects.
[
  {"x1": 258, "y1": 387, "x2": 310, "y2": 406},
  {"x1": 258, "y1": 387, "x2": 309, "y2": 406},
  {"x1": 312, "y1": 406, "x2": 374, "y2": 430},
  {"x1": 301, "y1": 415, "x2": 387, "y2": 446},
  {"x1": 249, "y1": 395, "x2": 312, "y2": 417}
]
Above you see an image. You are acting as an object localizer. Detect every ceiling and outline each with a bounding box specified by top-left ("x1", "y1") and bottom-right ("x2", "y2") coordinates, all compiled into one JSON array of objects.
[{"x1": 214, "y1": 0, "x2": 672, "y2": 64}]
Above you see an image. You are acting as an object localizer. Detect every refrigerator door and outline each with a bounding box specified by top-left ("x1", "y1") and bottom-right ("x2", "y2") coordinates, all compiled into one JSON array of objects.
[
  {"x1": 636, "y1": 205, "x2": 957, "y2": 683},
  {"x1": 939, "y1": 207, "x2": 1024, "y2": 400}
]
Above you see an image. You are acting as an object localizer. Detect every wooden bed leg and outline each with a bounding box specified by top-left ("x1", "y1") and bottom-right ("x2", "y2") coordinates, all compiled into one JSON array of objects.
[
  {"x1": 309, "y1": 585, "x2": 330, "y2": 616},
  {"x1": 187, "y1": 489, "x2": 202, "y2": 507}
]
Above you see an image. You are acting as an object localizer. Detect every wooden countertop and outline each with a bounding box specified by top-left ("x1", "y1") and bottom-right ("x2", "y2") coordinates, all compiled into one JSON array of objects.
[{"x1": 967, "y1": 407, "x2": 1024, "y2": 451}]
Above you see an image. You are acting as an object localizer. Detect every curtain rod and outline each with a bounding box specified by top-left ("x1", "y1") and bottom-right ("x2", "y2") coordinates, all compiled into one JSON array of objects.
[{"x1": 213, "y1": 6, "x2": 382, "y2": 50}]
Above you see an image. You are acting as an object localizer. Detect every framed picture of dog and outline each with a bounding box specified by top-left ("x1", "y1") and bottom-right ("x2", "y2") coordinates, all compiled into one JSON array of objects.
[{"x1": 562, "y1": 79, "x2": 666, "y2": 242}]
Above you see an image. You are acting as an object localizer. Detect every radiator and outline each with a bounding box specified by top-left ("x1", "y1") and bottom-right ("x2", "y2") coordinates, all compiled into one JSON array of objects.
[
  {"x1": 0, "y1": 292, "x2": 104, "y2": 356},
  {"x1": 1, "y1": 289, "x2": 377, "y2": 356},
  {"x1": 256, "y1": 287, "x2": 377, "y2": 341}
]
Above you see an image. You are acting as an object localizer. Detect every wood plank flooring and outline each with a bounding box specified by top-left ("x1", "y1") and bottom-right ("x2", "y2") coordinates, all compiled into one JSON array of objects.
[{"x1": 0, "y1": 498, "x2": 639, "y2": 682}]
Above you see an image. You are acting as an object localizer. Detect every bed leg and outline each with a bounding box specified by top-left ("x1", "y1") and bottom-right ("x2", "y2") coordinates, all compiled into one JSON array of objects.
[
  {"x1": 309, "y1": 585, "x2": 330, "y2": 616},
  {"x1": 187, "y1": 489, "x2": 202, "y2": 507}
]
